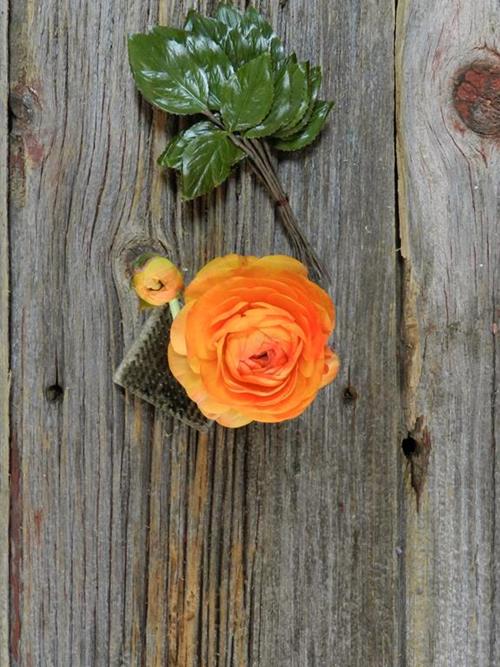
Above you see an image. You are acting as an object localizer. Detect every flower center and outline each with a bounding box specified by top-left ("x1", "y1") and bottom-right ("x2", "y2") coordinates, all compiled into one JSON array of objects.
[
  {"x1": 245, "y1": 349, "x2": 272, "y2": 370},
  {"x1": 236, "y1": 339, "x2": 289, "y2": 375},
  {"x1": 217, "y1": 308, "x2": 305, "y2": 386},
  {"x1": 145, "y1": 277, "x2": 164, "y2": 291}
]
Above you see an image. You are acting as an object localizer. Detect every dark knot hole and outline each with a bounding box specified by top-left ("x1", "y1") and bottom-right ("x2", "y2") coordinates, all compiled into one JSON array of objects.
[{"x1": 402, "y1": 436, "x2": 417, "y2": 458}]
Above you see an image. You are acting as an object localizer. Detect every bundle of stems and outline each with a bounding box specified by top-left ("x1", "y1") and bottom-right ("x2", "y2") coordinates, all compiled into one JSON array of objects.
[{"x1": 204, "y1": 110, "x2": 330, "y2": 286}]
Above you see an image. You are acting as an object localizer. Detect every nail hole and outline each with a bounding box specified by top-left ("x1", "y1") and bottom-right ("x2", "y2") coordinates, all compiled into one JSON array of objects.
[
  {"x1": 45, "y1": 384, "x2": 63, "y2": 402},
  {"x1": 402, "y1": 436, "x2": 417, "y2": 458},
  {"x1": 343, "y1": 385, "x2": 358, "y2": 402}
]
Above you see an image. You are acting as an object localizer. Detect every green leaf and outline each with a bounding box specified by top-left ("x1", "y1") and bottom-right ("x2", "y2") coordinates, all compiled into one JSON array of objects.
[
  {"x1": 184, "y1": 10, "x2": 228, "y2": 44},
  {"x1": 158, "y1": 134, "x2": 185, "y2": 170},
  {"x1": 244, "y1": 25, "x2": 278, "y2": 64},
  {"x1": 222, "y1": 27, "x2": 257, "y2": 68},
  {"x1": 302, "y1": 65, "x2": 322, "y2": 123},
  {"x1": 245, "y1": 58, "x2": 315, "y2": 139},
  {"x1": 220, "y1": 53, "x2": 274, "y2": 131},
  {"x1": 272, "y1": 61, "x2": 310, "y2": 136},
  {"x1": 309, "y1": 65, "x2": 322, "y2": 99},
  {"x1": 128, "y1": 31, "x2": 209, "y2": 114},
  {"x1": 244, "y1": 62, "x2": 293, "y2": 138},
  {"x1": 215, "y1": 7, "x2": 286, "y2": 71},
  {"x1": 157, "y1": 121, "x2": 218, "y2": 170},
  {"x1": 182, "y1": 127, "x2": 245, "y2": 199},
  {"x1": 278, "y1": 65, "x2": 322, "y2": 138},
  {"x1": 185, "y1": 34, "x2": 234, "y2": 109},
  {"x1": 241, "y1": 8, "x2": 285, "y2": 69},
  {"x1": 273, "y1": 100, "x2": 333, "y2": 151},
  {"x1": 217, "y1": 7, "x2": 285, "y2": 70},
  {"x1": 216, "y1": 3, "x2": 243, "y2": 29},
  {"x1": 242, "y1": 7, "x2": 274, "y2": 38},
  {"x1": 151, "y1": 26, "x2": 187, "y2": 43}
]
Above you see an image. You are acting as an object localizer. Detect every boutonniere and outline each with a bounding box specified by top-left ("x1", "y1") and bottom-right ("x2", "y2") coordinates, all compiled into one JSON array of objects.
[
  {"x1": 126, "y1": 253, "x2": 339, "y2": 428},
  {"x1": 128, "y1": 3, "x2": 333, "y2": 283}
]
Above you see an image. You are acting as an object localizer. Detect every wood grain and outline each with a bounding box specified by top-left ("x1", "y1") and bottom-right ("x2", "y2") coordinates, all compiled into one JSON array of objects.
[
  {"x1": 397, "y1": 1, "x2": 500, "y2": 664},
  {"x1": 0, "y1": 1, "x2": 10, "y2": 665},
  {"x1": 13, "y1": 0, "x2": 500, "y2": 664}
]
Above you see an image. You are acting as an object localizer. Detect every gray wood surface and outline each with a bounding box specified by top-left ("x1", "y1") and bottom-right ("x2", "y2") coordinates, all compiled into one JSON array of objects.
[
  {"x1": 3, "y1": 0, "x2": 498, "y2": 665},
  {"x1": 397, "y1": 1, "x2": 499, "y2": 665},
  {"x1": 1, "y1": 2, "x2": 10, "y2": 665}
]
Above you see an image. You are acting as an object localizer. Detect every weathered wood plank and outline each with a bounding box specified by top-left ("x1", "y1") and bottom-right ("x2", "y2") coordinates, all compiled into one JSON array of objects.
[
  {"x1": 139, "y1": 1, "x2": 400, "y2": 665},
  {"x1": 396, "y1": 1, "x2": 500, "y2": 664},
  {"x1": 0, "y1": 1, "x2": 9, "y2": 665},
  {"x1": 9, "y1": 1, "x2": 399, "y2": 665}
]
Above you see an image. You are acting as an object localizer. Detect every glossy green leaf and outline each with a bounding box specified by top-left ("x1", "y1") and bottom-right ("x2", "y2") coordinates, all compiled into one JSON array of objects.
[
  {"x1": 182, "y1": 127, "x2": 245, "y2": 199},
  {"x1": 241, "y1": 8, "x2": 285, "y2": 68},
  {"x1": 218, "y1": 8, "x2": 285, "y2": 71},
  {"x1": 270, "y1": 61, "x2": 310, "y2": 136},
  {"x1": 278, "y1": 65, "x2": 322, "y2": 138},
  {"x1": 244, "y1": 62, "x2": 293, "y2": 138},
  {"x1": 242, "y1": 7, "x2": 274, "y2": 38},
  {"x1": 158, "y1": 134, "x2": 185, "y2": 170},
  {"x1": 244, "y1": 25, "x2": 277, "y2": 63},
  {"x1": 220, "y1": 53, "x2": 274, "y2": 131},
  {"x1": 216, "y1": 3, "x2": 243, "y2": 29},
  {"x1": 297, "y1": 65, "x2": 322, "y2": 128},
  {"x1": 273, "y1": 100, "x2": 333, "y2": 151},
  {"x1": 128, "y1": 32, "x2": 209, "y2": 114},
  {"x1": 183, "y1": 6, "x2": 284, "y2": 76},
  {"x1": 151, "y1": 26, "x2": 187, "y2": 43},
  {"x1": 245, "y1": 57, "x2": 313, "y2": 139},
  {"x1": 157, "y1": 121, "x2": 218, "y2": 170},
  {"x1": 185, "y1": 34, "x2": 234, "y2": 109},
  {"x1": 184, "y1": 10, "x2": 228, "y2": 43},
  {"x1": 222, "y1": 27, "x2": 257, "y2": 68},
  {"x1": 309, "y1": 65, "x2": 322, "y2": 98},
  {"x1": 130, "y1": 5, "x2": 331, "y2": 171}
]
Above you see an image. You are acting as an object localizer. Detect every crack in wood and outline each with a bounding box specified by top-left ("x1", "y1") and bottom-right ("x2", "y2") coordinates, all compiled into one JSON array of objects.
[
  {"x1": 401, "y1": 258, "x2": 423, "y2": 433},
  {"x1": 403, "y1": 416, "x2": 432, "y2": 513}
]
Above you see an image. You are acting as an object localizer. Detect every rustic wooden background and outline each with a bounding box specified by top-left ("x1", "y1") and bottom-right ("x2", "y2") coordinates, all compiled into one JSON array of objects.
[{"x1": 1, "y1": 0, "x2": 499, "y2": 665}]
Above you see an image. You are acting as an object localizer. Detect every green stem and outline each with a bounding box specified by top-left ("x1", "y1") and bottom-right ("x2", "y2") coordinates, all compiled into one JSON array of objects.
[{"x1": 169, "y1": 297, "x2": 182, "y2": 319}]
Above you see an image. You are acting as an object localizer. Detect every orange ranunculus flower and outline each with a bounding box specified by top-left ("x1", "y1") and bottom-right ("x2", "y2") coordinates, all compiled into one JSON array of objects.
[
  {"x1": 132, "y1": 256, "x2": 183, "y2": 306},
  {"x1": 167, "y1": 254, "x2": 340, "y2": 428}
]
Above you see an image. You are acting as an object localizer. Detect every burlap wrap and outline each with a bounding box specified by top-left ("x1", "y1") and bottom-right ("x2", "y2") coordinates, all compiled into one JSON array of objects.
[{"x1": 114, "y1": 306, "x2": 211, "y2": 432}]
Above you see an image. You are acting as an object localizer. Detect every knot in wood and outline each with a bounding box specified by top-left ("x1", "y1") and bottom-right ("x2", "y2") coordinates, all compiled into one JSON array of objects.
[
  {"x1": 9, "y1": 85, "x2": 41, "y2": 125},
  {"x1": 453, "y1": 62, "x2": 500, "y2": 137}
]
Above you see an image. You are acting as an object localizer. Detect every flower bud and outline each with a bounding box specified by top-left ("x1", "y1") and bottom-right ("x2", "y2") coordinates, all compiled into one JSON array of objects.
[{"x1": 132, "y1": 255, "x2": 183, "y2": 307}]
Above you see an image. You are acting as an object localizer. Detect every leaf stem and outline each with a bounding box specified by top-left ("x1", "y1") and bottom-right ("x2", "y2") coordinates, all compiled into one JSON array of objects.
[
  {"x1": 202, "y1": 111, "x2": 330, "y2": 285},
  {"x1": 246, "y1": 138, "x2": 331, "y2": 285}
]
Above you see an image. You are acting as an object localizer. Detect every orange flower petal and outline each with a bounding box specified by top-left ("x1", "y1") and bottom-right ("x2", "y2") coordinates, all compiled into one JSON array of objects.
[
  {"x1": 169, "y1": 301, "x2": 194, "y2": 356},
  {"x1": 185, "y1": 254, "x2": 257, "y2": 302},
  {"x1": 253, "y1": 255, "x2": 308, "y2": 276},
  {"x1": 319, "y1": 348, "x2": 341, "y2": 389},
  {"x1": 214, "y1": 410, "x2": 253, "y2": 428},
  {"x1": 168, "y1": 344, "x2": 228, "y2": 415},
  {"x1": 166, "y1": 254, "x2": 339, "y2": 428}
]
